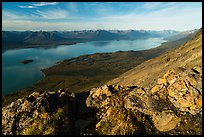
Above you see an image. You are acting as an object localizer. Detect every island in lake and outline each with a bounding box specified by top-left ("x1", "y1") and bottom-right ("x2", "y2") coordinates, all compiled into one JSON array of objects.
[{"x1": 21, "y1": 59, "x2": 34, "y2": 64}]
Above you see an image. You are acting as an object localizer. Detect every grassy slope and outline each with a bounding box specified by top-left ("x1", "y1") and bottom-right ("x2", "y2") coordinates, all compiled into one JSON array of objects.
[{"x1": 108, "y1": 29, "x2": 202, "y2": 89}]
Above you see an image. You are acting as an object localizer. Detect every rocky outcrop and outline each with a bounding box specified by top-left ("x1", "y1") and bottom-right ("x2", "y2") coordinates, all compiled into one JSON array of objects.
[
  {"x1": 87, "y1": 85, "x2": 141, "y2": 135},
  {"x1": 2, "y1": 89, "x2": 97, "y2": 135},
  {"x1": 86, "y1": 66, "x2": 202, "y2": 135},
  {"x1": 151, "y1": 66, "x2": 202, "y2": 115},
  {"x1": 2, "y1": 90, "x2": 71, "y2": 135}
]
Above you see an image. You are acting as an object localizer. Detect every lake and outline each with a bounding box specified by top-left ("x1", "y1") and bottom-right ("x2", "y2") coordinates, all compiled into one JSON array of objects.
[{"x1": 2, "y1": 38, "x2": 166, "y2": 95}]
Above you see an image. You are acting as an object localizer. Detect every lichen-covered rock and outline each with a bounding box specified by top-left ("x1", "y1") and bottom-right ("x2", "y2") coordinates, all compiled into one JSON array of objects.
[
  {"x1": 166, "y1": 67, "x2": 202, "y2": 115},
  {"x1": 124, "y1": 87, "x2": 181, "y2": 132},
  {"x1": 151, "y1": 66, "x2": 202, "y2": 115},
  {"x1": 152, "y1": 110, "x2": 181, "y2": 132},
  {"x1": 87, "y1": 84, "x2": 180, "y2": 133},
  {"x1": 2, "y1": 89, "x2": 97, "y2": 135},
  {"x1": 124, "y1": 87, "x2": 157, "y2": 116},
  {"x1": 86, "y1": 85, "x2": 121, "y2": 108},
  {"x1": 86, "y1": 85, "x2": 141, "y2": 135},
  {"x1": 2, "y1": 90, "x2": 76, "y2": 135},
  {"x1": 86, "y1": 66, "x2": 202, "y2": 134}
]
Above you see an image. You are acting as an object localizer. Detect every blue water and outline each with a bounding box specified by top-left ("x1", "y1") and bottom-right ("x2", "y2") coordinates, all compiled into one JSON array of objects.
[{"x1": 2, "y1": 38, "x2": 166, "y2": 95}]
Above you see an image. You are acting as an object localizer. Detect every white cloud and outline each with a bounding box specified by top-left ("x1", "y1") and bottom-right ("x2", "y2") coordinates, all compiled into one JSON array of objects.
[
  {"x1": 97, "y1": 3, "x2": 202, "y2": 31},
  {"x1": 143, "y1": 2, "x2": 178, "y2": 10},
  {"x1": 18, "y1": 5, "x2": 36, "y2": 9},
  {"x1": 3, "y1": 8, "x2": 69, "y2": 20},
  {"x1": 3, "y1": 2, "x2": 202, "y2": 31},
  {"x1": 32, "y1": 2, "x2": 58, "y2": 7},
  {"x1": 2, "y1": 10, "x2": 28, "y2": 19},
  {"x1": 2, "y1": 20, "x2": 114, "y2": 31},
  {"x1": 3, "y1": 13, "x2": 201, "y2": 31},
  {"x1": 18, "y1": 2, "x2": 58, "y2": 9},
  {"x1": 35, "y1": 9, "x2": 69, "y2": 19}
]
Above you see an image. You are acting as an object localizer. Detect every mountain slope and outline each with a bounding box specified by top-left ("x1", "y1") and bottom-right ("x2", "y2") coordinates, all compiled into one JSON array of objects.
[
  {"x1": 164, "y1": 29, "x2": 198, "y2": 42},
  {"x1": 108, "y1": 28, "x2": 202, "y2": 89}
]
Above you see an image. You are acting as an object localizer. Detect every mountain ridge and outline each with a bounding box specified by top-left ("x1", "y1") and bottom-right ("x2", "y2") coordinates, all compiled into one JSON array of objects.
[{"x1": 2, "y1": 29, "x2": 185, "y2": 50}]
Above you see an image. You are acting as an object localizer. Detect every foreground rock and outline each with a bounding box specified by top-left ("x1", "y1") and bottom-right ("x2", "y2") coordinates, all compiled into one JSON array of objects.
[
  {"x1": 86, "y1": 67, "x2": 202, "y2": 135},
  {"x1": 151, "y1": 66, "x2": 202, "y2": 115},
  {"x1": 2, "y1": 89, "x2": 97, "y2": 135}
]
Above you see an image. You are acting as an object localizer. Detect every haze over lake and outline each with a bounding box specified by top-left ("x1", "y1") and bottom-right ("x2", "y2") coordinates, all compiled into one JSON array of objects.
[{"x1": 2, "y1": 38, "x2": 166, "y2": 95}]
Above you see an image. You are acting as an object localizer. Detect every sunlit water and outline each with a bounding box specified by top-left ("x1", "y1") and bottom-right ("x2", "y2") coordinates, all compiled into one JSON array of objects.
[{"x1": 2, "y1": 38, "x2": 166, "y2": 95}]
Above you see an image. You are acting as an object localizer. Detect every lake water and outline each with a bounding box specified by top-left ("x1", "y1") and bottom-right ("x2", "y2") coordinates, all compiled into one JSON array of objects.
[{"x1": 2, "y1": 38, "x2": 166, "y2": 95}]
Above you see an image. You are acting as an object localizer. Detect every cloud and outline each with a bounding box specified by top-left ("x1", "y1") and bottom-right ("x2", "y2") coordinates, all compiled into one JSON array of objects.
[
  {"x1": 3, "y1": 8, "x2": 69, "y2": 20},
  {"x1": 2, "y1": 20, "x2": 114, "y2": 31},
  {"x1": 18, "y1": 2, "x2": 58, "y2": 9},
  {"x1": 33, "y1": 2, "x2": 58, "y2": 7},
  {"x1": 18, "y1": 5, "x2": 36, "y2": 9},
  {"x1": 35, "y1": 9, "x2": 69, "y2": 19},
  {"x1": 2, "y1": 10, "x2": 29, "y2": 19},
  {"x1": 3, "y1": 2, "x2": 202, "y2": 31},
  {"x1": 142, "y1": 2, "x2": 180, "y2": 14}
]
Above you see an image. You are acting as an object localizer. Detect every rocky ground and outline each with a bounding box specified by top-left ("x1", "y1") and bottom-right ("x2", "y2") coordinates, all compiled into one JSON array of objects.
[
  {"x1": 2, "y1": 89, "x2": 98, "y2": 135},
  {"x1": 86, "y1": 66, "x2": 202, "y2": 135}
]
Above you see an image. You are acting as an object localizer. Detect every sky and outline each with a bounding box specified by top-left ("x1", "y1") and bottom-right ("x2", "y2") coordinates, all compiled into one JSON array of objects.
[{"x1": 2, "y1": 2, "x2": 202, "y2": 31}]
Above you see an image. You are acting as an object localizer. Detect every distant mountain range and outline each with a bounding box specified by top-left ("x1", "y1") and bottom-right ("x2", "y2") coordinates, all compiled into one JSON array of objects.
[
  {"x1": 164, "y1": 29, "x2": 199, "y2": 41},
  {"x1": 2, "y1": 29, "x2": 198, "y2": 50}
]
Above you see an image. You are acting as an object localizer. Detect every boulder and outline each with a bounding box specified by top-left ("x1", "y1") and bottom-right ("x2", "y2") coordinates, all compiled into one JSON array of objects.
[
  {"x1": 152, "y1": 110, "x2": 181, "y2": 132},
  {"x1": 124, "y1": 87, "x2": 157, "y2": 116},
  {"x1": 86, "y1": 85, "x2": 113, "y2": 108},
  {"x1": 166, "y1": 68, "x2": 202, "y2": 115},
  {"x1": 151, "y1": 67, "x2": 202, "y2": 115},
  {"x1": 2, "y1": 89, "x2": 73, "y2": 135}
]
